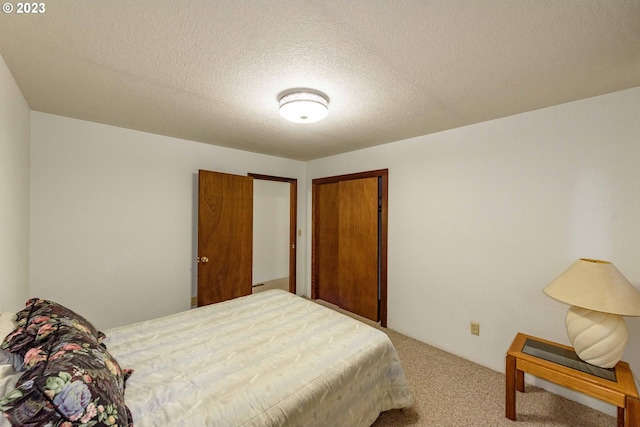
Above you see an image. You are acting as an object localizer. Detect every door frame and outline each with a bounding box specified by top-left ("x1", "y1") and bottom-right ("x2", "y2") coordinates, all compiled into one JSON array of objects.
[
  {"x1": 248, "y1": 173, "x2": 297, "y2": 294},
  {"x1": 311, "y1": 169, "x2": 388, "y2": 327}
]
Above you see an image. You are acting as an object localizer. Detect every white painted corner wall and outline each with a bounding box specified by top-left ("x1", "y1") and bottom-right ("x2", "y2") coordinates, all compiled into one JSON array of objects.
[
  {"x1": 305, "y1": 86, "x2": 640, "y2": 415},
  {"x1": 0, "y1": 55, "x2": 30, "y2": 312},
  {"x1": 29, "y1": 112, "x2": 306, "y2": 330}
]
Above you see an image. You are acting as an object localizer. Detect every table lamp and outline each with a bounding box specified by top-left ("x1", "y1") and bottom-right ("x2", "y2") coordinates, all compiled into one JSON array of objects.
[{"x1": 543, "y1": 258, "x2": 640, "y2": 368}]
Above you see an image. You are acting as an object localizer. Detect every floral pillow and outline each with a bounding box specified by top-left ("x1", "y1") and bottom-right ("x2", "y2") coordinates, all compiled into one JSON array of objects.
[
  {"x1": 0, "y1": 326, "x2": 133, "y2": 427},
  {"x1": 1, "y1": 299, "x2": 106, "y2": 358},
  {"x1": 0, "y1": 313, "x2": 23, "y2": 371},
  {"x1": 16, "y1": 298, "x2": 105, "y2": 342}
]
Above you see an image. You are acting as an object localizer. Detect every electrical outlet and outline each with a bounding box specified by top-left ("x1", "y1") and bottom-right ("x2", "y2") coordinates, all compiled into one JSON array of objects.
[{"x1": 471, "y1": 321, "x2": 480, "y2": 336}]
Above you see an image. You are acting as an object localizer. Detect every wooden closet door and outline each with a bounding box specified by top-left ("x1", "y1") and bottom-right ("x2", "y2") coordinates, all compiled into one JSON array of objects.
[
  {"x1": 338, "y1": 177, "x2": 379, "y2": 321},
  {"x1": 315, "y1": 177, "x2": 379, "y2": 321},
  {"x1": 316, "y1": 182, "x2": 341, "y2": 306},
  {"x1": 197, "y1": 170, "x2": 253, "y2": 306}
]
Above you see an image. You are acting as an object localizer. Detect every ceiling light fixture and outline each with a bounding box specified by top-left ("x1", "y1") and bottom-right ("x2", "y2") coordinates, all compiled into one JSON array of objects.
[{"x1": 279, "y1": 90, "x2": 329, "y2": 124}]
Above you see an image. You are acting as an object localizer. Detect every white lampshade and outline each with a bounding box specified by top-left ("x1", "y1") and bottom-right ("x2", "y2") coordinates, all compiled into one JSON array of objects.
[
  {"x1": 279, "y1": 91, "x2": 329, "y2": 124},
  {"x1": 544, "y1": 258, "x2": 640, "y2": 316},
  {"x1": 543, "y1": 258, "x2": 640, "y2": 368}
]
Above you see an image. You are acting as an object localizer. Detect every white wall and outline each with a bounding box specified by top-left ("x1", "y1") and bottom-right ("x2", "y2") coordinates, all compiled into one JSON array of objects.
[
  {"x1": 0, "y1": 54, "x2": 30, "y2": 312},
  {"x1": 253, "y1": 180, "x2": 290, "y2": 285},
  {"x1": 306, "y1": 87, "x2": 640, "y2": 414},
  {"x1": 29, "y1": 112, "x2": 306, "y2": 329},
  {"x1": 19, "y1": 78, "x2": 640, "y2": 415}
]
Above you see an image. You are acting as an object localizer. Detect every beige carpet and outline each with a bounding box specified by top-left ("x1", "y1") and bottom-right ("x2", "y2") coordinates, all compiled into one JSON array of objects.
[{"x1": 312, "y1": 299, "x2": 616, "y2": 427}]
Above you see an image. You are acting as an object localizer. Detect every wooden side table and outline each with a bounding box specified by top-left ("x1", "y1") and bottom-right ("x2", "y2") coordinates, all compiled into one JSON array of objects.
[{"x1": 505, "y1": 332, "x2": 640, "y2": 427}]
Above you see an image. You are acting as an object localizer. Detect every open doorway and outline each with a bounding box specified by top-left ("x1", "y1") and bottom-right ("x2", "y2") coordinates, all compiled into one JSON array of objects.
[{"x1": 249, "y1": 174, "x2": 297, "y2": 294}]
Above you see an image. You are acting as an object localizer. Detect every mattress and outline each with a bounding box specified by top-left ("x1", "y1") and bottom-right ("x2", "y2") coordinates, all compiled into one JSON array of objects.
[{"x1": 104, "y1": 289, "x2": 413, "y2": 426}]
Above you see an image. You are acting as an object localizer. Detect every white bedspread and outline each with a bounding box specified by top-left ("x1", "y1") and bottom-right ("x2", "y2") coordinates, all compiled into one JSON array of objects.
[{"x1": 104, "y1": 290, "x2": 413, "y2": 426}]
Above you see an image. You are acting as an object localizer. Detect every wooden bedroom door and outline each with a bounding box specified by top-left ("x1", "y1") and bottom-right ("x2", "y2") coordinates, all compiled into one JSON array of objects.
[
  {"x1": 197, "y1": 170, "x2": 253, "y2": 306},
  {"x1": 313, "y1": 173, "x2": 383, "y2": 322}
]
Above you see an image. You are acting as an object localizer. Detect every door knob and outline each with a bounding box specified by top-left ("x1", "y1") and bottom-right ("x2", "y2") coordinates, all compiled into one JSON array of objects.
[{"x1": 199, "y1": 256, "x2": 209, "y2": 264}]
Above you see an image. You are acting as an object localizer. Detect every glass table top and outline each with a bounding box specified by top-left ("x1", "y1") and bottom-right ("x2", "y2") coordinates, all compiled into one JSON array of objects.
[{"x1": 522, "y1": 338, "x2": 616, "y2": 382}]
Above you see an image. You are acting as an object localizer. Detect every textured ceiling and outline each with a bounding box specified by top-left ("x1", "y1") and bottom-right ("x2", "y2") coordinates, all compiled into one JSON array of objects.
[{"x1": 1, "y1": 0, "x2": 640, "y2": 161}]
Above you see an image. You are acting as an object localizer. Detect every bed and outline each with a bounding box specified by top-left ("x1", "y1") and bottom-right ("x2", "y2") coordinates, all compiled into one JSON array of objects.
[{"x1": 1, "y1": 290, "x2": 413, "y2": 426}]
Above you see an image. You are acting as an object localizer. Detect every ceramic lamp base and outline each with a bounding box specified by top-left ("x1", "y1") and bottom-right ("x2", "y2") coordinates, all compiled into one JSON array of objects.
[{"x1": 565, "y1": 306, "x2": 627, "y2": 368}]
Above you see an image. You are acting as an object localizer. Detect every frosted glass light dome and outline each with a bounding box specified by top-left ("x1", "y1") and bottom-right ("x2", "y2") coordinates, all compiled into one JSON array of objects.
[{"x1": 279, "y1": 91, "x2": 329, "y2": 124}]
